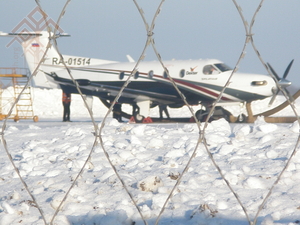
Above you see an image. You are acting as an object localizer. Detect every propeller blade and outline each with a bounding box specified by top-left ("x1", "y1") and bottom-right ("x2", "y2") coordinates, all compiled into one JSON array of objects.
[
  {"x1": 268, "y1": 89, "x2": 279, "y2": 106},
  {"x1": 268, "y1": 60, "x2": 294, "y2": 107},
  {"x1": 283, "y1": 59, "x2": 294, "y2": 79},
  {"x1": 267, "y1": 63, "x2": 281, "y2": 81}
]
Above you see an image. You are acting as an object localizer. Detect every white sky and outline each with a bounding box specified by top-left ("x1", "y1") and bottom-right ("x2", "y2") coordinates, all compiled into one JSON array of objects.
[{"x1": 0, "y1": 0, "x2": 299, "y2": 84}]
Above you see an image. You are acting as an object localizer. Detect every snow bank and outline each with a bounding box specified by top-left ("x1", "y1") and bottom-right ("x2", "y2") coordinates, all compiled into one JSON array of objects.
[{"x1": 0, "y1": 88, "x2": 300, "y2": 225}]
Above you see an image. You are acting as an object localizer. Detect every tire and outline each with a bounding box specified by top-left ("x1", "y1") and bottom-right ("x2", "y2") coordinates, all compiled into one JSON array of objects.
[
  {"x1": 134, "y1": 113, "x2": 145, "y2": 123},
  {"x1": 195, "y1": 109, "x2": 208, "y2": 122},
  {"x1": 236, "y1": 114, "x2": 247, "y2": 123}
]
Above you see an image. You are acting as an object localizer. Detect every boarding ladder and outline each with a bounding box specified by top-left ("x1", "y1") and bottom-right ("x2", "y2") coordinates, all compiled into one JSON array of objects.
[{"x1": 0, "y1": 68, "x2": 38, "y2": 122}]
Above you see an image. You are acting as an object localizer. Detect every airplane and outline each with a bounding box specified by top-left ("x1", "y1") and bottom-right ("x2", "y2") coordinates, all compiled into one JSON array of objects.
[{"x1": 0, "y1": 31, "x2": 293, "y2": 123}]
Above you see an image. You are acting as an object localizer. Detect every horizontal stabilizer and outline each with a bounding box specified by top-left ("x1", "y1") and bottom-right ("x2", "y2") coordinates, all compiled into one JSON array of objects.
[{"x1": 0, "y1": 31, "x2": 70, "y2": 38}]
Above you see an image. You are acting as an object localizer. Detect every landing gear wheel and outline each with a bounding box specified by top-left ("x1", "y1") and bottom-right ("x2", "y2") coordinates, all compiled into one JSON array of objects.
[
  {"x1": 99, "y1": 99, "x2": 132, "y2": 119},
  {"x1": 134, "y1": 113, "x2": 145, "y2": 123},
  {"x1": 236, "y1": 113, "x2": 247, "y2": 123},
  {"x1": 195, "y1": 109, "x2": 208, "y2": 122},
  {"x1": 208, "y1": 106, "x2": 232, "y2": 122},
  {"x1": 196, "y1": 107, "x2": 233, "y2": 122}
]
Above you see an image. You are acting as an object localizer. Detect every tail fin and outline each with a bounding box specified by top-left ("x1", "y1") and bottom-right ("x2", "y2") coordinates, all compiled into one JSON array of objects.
[
  {"x1": 0, "y1": 31, "x2": 69, "y2": 88},
  {"x1": 0, "y1": 31, "x2": 118, "y2": 88}
]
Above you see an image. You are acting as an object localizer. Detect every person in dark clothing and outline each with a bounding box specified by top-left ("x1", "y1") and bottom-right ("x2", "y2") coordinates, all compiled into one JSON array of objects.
[
  {"x1": 113, "y1": 102, "x2": 123, "y2": 122},
  {"x1": 159, "y1": 104, "x2": 170, "y2": 119},
  {"x1": 62, "y1": 91, "x2": 71, "y2": 122}
]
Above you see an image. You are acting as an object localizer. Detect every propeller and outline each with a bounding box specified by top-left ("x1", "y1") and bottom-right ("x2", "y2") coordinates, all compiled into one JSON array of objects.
[{"x1": 267, "y1": 59, "x2": 294, "y2": 106}]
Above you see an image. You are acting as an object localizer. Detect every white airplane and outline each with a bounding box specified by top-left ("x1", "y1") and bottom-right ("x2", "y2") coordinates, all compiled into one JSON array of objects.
[{"x1": 0, "y1": 31, "x2": 293, "y2": 122}]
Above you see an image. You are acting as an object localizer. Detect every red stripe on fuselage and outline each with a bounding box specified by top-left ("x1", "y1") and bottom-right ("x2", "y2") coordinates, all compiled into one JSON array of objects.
[
  {"x1": 151, "y1": 74, "x2": 231, "y2": 101},
  {"x1": 73, "y1": 67, "x2": 232, "y2": 101}
]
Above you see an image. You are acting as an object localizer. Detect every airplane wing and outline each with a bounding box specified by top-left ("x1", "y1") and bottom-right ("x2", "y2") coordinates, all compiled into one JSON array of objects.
[{"x1": 45, "y1": 72, "x2": 181, "y2": 105}]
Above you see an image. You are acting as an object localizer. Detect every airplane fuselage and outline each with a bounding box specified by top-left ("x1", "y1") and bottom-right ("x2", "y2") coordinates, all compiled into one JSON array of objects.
[{"x1": 47, "y1": 58, "x2": 276, "y2": 108}]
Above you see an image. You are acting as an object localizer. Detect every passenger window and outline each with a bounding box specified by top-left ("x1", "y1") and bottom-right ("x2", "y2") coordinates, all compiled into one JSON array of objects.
[
  {"x1": 134, "y1": 71, "x2": 139, "y2": 79},
  {"x1": 163, "y1": 70, "x2": 168, "y2": 78},
  {"x1": 119, "y1": 71, "x2": 125, "y2": 80},
  {"x1": 148, "y1": 70, "x2": 154, "y2": 78}
]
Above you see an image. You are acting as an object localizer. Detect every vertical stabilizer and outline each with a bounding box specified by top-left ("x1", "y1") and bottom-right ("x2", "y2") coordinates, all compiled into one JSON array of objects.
[
  {"x1": 0, "y1": 31, "x2": 66, "y2": 88},
  {"x1": 21, "y1": 31, "x2": 67, "y2": 88},
  {"x1": 1, "y1": 31, "x2": 118, "y2": 88}
]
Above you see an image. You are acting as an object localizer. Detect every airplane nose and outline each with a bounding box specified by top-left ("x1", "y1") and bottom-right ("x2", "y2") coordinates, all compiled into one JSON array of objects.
[{"x1": 267, "y1": 60, "x2": 294, "y2": 106}]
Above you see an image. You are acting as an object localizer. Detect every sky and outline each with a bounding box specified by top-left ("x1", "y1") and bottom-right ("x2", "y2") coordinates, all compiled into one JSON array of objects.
[{"x1": 0, "y1": 0, "x2": 299, "y2": 85}]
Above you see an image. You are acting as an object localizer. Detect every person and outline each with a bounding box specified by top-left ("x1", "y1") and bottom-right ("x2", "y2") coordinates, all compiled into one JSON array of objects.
[
  {"x1": 113, "y1": 102, "x2": 123, "y2": 122},
  {"x1": 62, "y1": 91, "x2": 71, "y2": 122},
  {"x1": 203, "y1": 65, "x2": 216, "y2": 75},
  {"x1": 159, "y1": 104, "x2": 170, "y2": 119},
  {"x1": 209, "y1": 66, "x2": 216, "y2": 74}
]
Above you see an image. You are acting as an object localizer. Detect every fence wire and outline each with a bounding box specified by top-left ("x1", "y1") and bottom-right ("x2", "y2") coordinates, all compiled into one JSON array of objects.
[{"x1": 0, "y1": 1, "x2": 300, "y2": 225}]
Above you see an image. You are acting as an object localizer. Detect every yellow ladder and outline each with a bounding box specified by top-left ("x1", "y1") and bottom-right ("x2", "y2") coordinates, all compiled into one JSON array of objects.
[{"x1": 0, "y1": 68, "x2": 38, "y2": 122}]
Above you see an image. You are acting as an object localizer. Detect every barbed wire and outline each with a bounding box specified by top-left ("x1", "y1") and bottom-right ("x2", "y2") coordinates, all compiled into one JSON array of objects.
[
  {"x1": 0, "y1": 1, "x2": 299, "y2": 225},
  {"x1": 232, "y1": 1, "x2": 300, "y2": 224}
]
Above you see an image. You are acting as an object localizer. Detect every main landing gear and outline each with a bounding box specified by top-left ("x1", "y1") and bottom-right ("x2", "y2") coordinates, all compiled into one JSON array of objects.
[
  {"x1": 100, "y1": 99, "x2": 153, "y2": 123},
  {"x1": 195, "y1": 105, "x2": 247, "y2": 123},
  {"x1": 195, "y1": 106, "x2": 230, "y2": 122},
  {"x1": 100, "y1": 98, "x2": 249, "y2": 123}
]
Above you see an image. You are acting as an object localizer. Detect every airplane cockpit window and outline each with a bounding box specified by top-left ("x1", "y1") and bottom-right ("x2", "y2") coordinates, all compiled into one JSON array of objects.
[
  {"x1": 214, "y1": 63, "x2": 232, "y2": 72},
  {"x1": 203, "y1": 65, "x2": 218, "y2": 75},
  {"x1": 203, "y1": 63, "x2": 232, "y2": 75}
]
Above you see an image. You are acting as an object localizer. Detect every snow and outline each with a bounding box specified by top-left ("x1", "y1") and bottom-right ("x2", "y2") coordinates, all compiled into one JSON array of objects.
[{"x1": 0, "y1": 87, "x2": 300, "y2": 225}]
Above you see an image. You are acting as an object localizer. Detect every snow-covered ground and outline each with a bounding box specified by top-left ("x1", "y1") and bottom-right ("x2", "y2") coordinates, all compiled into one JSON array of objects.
[{"x1": 0, "y1": 87, "x2": 300, "y2": 225}]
